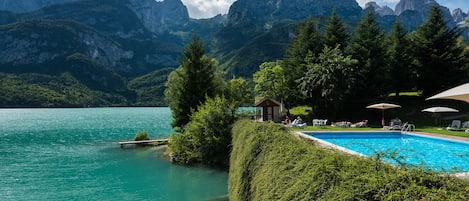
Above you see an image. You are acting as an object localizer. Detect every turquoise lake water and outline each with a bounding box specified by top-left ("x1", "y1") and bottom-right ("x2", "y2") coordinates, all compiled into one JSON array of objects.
[
  {"x1": 0, "y1": 107, "x2": 228, "y2": 201},
  {"x1": 307, "y1": 132, "x2": 469, "y2": 172}
]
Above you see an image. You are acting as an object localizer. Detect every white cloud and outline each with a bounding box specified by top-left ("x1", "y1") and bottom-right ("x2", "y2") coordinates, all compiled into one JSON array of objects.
[{"x1": 181, "y1": 0, "x2": 236, "y2": 19}]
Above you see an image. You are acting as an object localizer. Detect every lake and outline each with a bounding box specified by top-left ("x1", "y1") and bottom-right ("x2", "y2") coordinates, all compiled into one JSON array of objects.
[{"x1": 0, "y1": 107, "x2": 228, "y2": 201}]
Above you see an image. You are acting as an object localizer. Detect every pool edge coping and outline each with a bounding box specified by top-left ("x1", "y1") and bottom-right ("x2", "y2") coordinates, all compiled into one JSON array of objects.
[{"x1": 294, "y1": 130, "x2": 469, "y2": 179}]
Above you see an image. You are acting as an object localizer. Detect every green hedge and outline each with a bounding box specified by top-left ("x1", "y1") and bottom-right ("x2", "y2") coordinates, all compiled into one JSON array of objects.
[{"x1": 229, "y1": 120, "x2": 469, "y2": 200}]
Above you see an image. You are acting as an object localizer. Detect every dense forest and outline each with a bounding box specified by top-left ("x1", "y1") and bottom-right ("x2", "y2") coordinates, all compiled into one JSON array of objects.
[
  {"x1": 165, "y1": 6, "x2": 469, "y2": 167},
  {"x1": 254, "y1": 7, "x2": 469, "y2": 118}
]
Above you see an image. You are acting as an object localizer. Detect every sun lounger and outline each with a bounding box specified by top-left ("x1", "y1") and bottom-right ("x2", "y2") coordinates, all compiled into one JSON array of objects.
[
  {"x1": 446, "y1": 120, "x2": 461, "y2": 130},
  {"x1": 331, "y1": 121, "x2": 351, "y2": 127},
  {"x1": 351, "y1": 120, "x2": 368, "y2": 128},
  {"x1": 313, "y1": 119, "x2": 327, "y2": 127}
]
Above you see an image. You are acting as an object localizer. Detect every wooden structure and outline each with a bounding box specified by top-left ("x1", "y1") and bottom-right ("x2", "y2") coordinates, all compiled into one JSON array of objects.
[
  {"x1": 255, "y1": 98, "x2": 282, "y2": 122},
  {"x1": 119, "y1": 139, "x2": 168, "y2": 148}
]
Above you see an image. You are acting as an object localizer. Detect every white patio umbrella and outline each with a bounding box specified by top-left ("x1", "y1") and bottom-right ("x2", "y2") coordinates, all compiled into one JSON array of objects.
[
  {"x1": 422, "y1": 106, "x2": 459, "y2": 125},
  {"x1": 426, "y1": 83, "x2": 469, "y2": 103},
  {"x1": 366, "y1": 103, "x2": 401, "y2": 126},
  {"x1": 421, "y1": 107, "x2": 459, "y2": 113}
]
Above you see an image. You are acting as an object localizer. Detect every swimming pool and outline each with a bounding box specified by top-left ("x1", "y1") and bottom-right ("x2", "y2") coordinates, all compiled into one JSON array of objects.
[{"x1": 302, "y1": 131, "x2": 469, "y2": 173}]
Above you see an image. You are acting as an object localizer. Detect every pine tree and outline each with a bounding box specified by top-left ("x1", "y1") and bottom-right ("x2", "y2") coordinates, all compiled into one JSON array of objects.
[
  {"x1": 164, "y1": 34, "x2": 224, "y2": 131},
  {"x1": 411, "y1": 6, "x2": 468, "y2": 96},
  {"x1": 325, "y1": 9, "x2": 350, "y2": 50},
  {"x1": 283, "y1": 18, "x2": 324, "y2": 104},
  {"x1": 387, "y1": 20, "x2": 413, "y2": 97},
  {"x1": 348, "y1": 10, "x2": 388, "y2": 102}
]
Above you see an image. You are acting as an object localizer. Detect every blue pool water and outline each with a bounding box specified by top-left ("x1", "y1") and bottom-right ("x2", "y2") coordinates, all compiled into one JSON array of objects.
[
  {"x1": 305, "y1": 131, "x2": 469, "y2": 173},
  {"x1": 0, "y1": 108, "x2": 228, "y2": 201}
]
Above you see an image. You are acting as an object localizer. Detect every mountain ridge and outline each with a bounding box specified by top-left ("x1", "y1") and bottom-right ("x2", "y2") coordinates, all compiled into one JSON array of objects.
[{"x1": 0, "y1": 0, "x2": 467, "y2": 107}]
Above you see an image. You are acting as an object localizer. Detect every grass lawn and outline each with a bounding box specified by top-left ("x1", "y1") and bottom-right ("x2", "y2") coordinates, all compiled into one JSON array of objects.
[{"x1": 292, "y1": 125, "x2": 469, "y2": 138}]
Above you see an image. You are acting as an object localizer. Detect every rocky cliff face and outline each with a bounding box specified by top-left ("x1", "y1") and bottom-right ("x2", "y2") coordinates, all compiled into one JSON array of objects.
[
  {"x1": 452, "y1": 8, "x2": 468, "y2": 24},
  {"x1": 126, "y1": 0, "x2": 190, "y2": 34},
  {"x1": 0, "y1": 20, "x2": 133, "y2": 72},
  {"x1": 0, "y1": 0, "x2": 75, "y2": 13},
  {"x1": 227, "y1": 0, "x2": 362, "y2": 27},
  {"x1": 394, "y1": 0, "x2": 455, "y2": 29},
  {"x1": 0, "y1": 0, "x2": 191, "y2": 34},
  {"x1": 365, "y1": 2, "x2": 395, "y2": 16},
  {"x1": 395, "y1": 0, "x2": 438, "y2": 16}
]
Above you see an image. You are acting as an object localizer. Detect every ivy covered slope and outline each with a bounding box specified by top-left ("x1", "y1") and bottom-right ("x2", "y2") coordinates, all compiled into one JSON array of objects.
[{"x1": 229, "y1": 120, "x2": 469, "y2": 201}]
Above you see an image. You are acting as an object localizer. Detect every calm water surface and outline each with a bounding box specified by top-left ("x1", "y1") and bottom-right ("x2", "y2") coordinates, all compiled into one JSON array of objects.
[{"x1": 0, "y1": 107, "x2": 228, "y2": 201}]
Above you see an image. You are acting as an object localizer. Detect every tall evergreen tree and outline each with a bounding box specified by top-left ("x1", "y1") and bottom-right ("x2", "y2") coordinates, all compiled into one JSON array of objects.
[
  {"x1": 164, "y1": 34, "x2": 224, "y2": 131},
  {"x1": 411, "y1": 6, "x2": 468, "y2": 96},
  {"x1": 283, "y1": 18, "x2": 324, "y2": 104},
  {"x1": 325, "y1": 9, "x2": 350, "y2": 50},
  {"x1": 348, "y1": 10, "x2": 388, "y2": 102},
  {"x1": 387, "y1": 20, "x2": 413, "y2": 97}
]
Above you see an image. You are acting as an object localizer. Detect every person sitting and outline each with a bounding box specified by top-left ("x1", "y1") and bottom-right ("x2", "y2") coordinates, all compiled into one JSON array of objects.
[
  {"x1": 390, "y1": 117, "x2": 402, "y2": 129},
  {"x1": 282, "y1": 116, "x2": 291, "y2": 125},
  {"x1": 383, "y1": 118, "x2": 402, "y2": 130},
  {"x1": 351, "y1": 120, "x2": 368, "y2": 127},
  {"x1": 290, "y1": 116, "x2": 307, "y2": 128}
]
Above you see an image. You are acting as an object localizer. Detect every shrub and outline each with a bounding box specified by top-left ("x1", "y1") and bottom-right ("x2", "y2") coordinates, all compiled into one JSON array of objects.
[
  {"x1": 169, "y1": 96, "x2": 237, "y2": 165},
  {"x1": 229, "y1": 120, "x2": 469, "y2": 201},
  {"x1": 289, "y1": 105, "x2": 312, "y2": 116},
  {"x1": 133, "y1": 130, "x2": 150, "y2": 141}
]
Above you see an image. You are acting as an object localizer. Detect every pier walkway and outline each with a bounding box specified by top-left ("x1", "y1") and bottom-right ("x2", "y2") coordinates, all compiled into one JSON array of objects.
[{"x1": 119, "y1": 139, "x2": 168, "y2": 148}]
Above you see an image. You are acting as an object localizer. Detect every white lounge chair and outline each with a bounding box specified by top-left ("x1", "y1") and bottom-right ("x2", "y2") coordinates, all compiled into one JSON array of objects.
[
  {"x1": 290, "y1": 117, "x2": 307, "y2": 128},
  {"x1": 383, "y1": 118, "x2": 402, "y2": 130},
  {"x1": 446, "y1": 120, "x2": 461, "y2": 130}
]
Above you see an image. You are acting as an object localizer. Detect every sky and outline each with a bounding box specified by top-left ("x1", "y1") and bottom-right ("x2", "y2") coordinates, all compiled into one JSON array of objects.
[{"x1": 180, "y1": 0, "x2": 469, "y2": 19}]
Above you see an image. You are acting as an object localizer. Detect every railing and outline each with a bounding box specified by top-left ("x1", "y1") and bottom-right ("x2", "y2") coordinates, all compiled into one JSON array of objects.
[{"x1": 401, "y1": 123, "x2": 415, "y2": 133}]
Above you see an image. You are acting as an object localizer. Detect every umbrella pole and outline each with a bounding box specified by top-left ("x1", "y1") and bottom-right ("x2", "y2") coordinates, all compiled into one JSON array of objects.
[{"x1": 382, "y1": 110, "x2": 385, "y2": 126}]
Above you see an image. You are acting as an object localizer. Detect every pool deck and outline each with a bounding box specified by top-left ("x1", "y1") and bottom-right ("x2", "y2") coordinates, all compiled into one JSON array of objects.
[{"x1": 411, "y1": 131, "x2": 469, "y2": 142}]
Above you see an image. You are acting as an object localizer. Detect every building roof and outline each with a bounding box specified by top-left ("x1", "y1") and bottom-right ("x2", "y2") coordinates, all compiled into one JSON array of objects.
[{"x1": 254, "y1": 98, "x2": 281, "y2": 107}]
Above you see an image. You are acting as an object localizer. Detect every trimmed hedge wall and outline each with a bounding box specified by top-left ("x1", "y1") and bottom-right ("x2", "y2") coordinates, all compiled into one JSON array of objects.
[{"x1": 229, "y1": 120, "x2": 469, "y2": 200}]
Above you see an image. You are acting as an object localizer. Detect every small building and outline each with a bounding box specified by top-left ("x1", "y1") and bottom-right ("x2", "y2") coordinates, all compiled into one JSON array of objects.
[{"x1": 255, "y1": 98, "x2": 283, "y2": 122}]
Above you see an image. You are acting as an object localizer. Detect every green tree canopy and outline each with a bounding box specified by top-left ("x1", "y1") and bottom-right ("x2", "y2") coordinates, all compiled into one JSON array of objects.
[
  {"x1": 325, "y1": 9, "x2": 350, "y2": 51},
  {"x1": 283, "y1": 18, "x2": 324, "y2": 104},
  {"x1": 411, "y1": 6, "x2": 469, "y2": 96},
  {"x1": 225, "y1": 77, "x2": 253, "y2": 107},
  {"x1": 169, "y1": 96, "x2": 237, "y2": 165},
  {"x1": 253, "y1": 61, "x2": 289, "y2": 101},
  {"x1": 164, "y1": 34, "x2": 224, "y2": 131},
  {"x1": 298, "y1": 46, "x2": 357, "y2": 116},
  {"x1": 348, "y1": 10, "x2": 388, "y2": 102},
  {"x1": 387, "y1": 20, "x2": 413, "y2": 97}
]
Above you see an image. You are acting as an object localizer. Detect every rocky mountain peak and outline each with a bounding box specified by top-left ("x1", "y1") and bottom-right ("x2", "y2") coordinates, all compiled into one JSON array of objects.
[
  {"x1": 394, "y1": 0, "x2": 455, "y2": 29},
  {"x1": 395, "y1": 0, "x2": 438, "y2": 16},
  {"x1": 227, "y1": 0, "x2": 362, "y2": 27},
  {"x1": 126, "y1": 0, "x2": 189, "y2": 33},
  {"x1": 452, "y1": 8, "x2": 468, "y2": 23},
  {"x1": 365, "y1": 1, "x2": 395, "y2": 16}
]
